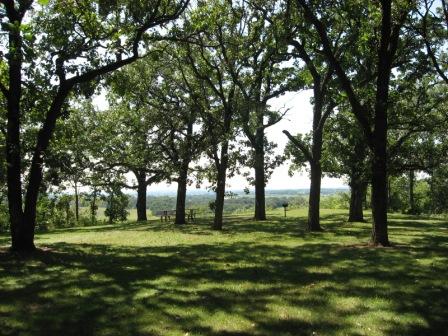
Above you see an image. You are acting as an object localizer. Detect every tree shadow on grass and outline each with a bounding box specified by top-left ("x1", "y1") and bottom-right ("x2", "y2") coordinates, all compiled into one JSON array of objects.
[
  {"x1": 1, "y1": 228, "x2": 447, "y2": 336},
  {"x1": 28, "y1": 211, "x2": 357, "y2": 239},
  {"x1": 388, "y1": 213, "x2": 445, "y2": 222},
  {"x1": 36, "y1": 215, "x2": 309, "y2": 239}
]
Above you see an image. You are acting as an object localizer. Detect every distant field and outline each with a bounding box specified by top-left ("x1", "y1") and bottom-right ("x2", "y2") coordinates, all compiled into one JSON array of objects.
[
  {"x1": 1, "y1": 209, "x2": 447, "y2": 336},
  {"x1": 79, "y1": 207, "x2": 156, "y2": 222},
  {"x1": 80, "y1": 207, "x2": 214, "y2": 222}
]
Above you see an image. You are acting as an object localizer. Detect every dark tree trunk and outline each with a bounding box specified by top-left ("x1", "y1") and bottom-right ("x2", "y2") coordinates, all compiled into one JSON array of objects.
[
  {"x1": 175, "y1": 161, "x2": 189, "y2": 225},
  {"x1": 74, "y1": 180, "x2": 79, "y2": 222},
  {"x1": 285, "y1": 40, "x2": 332, "y2": 231},
  {"x1": 254, "y1": 137, "x2": 266, "y2": 221},
  {"x1": 371, "y1": 143, "x2": 389, "y2": 246},
  {"x1": 213, "y1": 143, "x2": 229, "y2": 230},
  {"x1": 214, "y1": 165, "x2": 227, "y2": 230},
  {"x1": 429, "y1": 171, "x2": 435, "y2": 213},
  {"x1": 364, "y1": 189, "x2": 369, "y2": 210},
  {"x1": 5, "y1": 10, "x2": 31, "y2": 251},
  {"x1": 307, "y1": 90, "x2": 324, "y2": 231},
  {"x1": 240, "y1": 96, "x2": 267, "y2": 221},
  {"x1": 6, "y1": 83, "x2": 25, "y2": 247},
  {"x1": 370, "y1": 102, "x2": 389, "y2": 245},
  {"x1": 296, "y1": 0, "x2": 399, "y2": 247},
  {"x1": 349, "y1": 179, "x2": 367, "y2": 222},
  {"x1": 91, "y1": 188, "x2": 98, "y2": 224},
  {"x1": 283, "y1": 96, "x2": 325, "y2": 232},
  {"x1": 22, "y1": 87, "x2": 70, "y2": 248},
  {"x1": 370, "y1": 1, "x2": 395, "y2": 247},
  {"x1": 408, "y1": 170, "x2": 416, "y2": 214},
  {"x1": 308, "y1": 161, "x2": 322, "y2": 231},
  {"x1": 135, "y1": 171, "x2": 147, "y2": 222},
  {"x1": 175, "y1": 117, "x2": 194, "y2": 225}
]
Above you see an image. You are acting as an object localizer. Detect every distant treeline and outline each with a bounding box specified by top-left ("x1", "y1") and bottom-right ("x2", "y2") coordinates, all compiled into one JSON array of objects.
[
  {"x1": 72, "y1": 189, "x2": 350, "y2": 213},
  {"x1": 0, "y1": 191, "x2": 351, "y2": 233},
  {"x1": 133, "y1": 192, "x2": 350, "y2": 214},
  {"x1": 143, "y1": 194, "x2": 309, "y2": 214}
]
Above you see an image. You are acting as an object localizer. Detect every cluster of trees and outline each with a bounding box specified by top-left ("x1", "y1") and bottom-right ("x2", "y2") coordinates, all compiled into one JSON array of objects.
[
  {"x1": 1, "y1": 0, "x2": 448, "y2": 251},
  {"x1": 144, "y1": 193, "x2": 310, "y2": 215}
]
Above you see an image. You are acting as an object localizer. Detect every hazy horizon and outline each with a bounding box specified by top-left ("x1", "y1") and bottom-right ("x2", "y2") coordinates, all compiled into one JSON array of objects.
[
  {"x1": 138, "y1": 187, "x2": 350, "y2": 197},
  {"x1": 94, "y1": 90, "x2": 348, "y2": 192}
]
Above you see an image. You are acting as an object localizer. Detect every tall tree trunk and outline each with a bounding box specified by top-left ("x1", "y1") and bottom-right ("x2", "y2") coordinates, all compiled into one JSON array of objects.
[
  {"x1": 296, "y1": 0, "x2": 398, "y2": 247},
  {"x1": 22, "y1": 87, "x2": 70, "y2": 249},
  {"x1": 6, "y1": 11, "x2": 29, "y2": 251},
  {"x1": 349, "y1": 140, "x2": 367, "y2": 222},
  {"x1": 135, "y1": 170, "x2": 147, "y2": 222},
  {"x1": 214, "y1": 165, "x2": 227, "y2": 230},
  {"x1": 349, "y1": 179, "x2": 367, "y2": 222},
  {"x1": 91, "y1": 188, "x2": 98, "y2": 224},
  {"x1": 175, "y1": 161, "x2": 189, "y2": 225},
  {"x1": 307, "y1": 91, "x2": 324, "y2": 231},
  {"x1": 213, "y1": 143, "x2": 229, "y2": 230},
  {"x1": 74, "y1": 180, "x2": 79, "y2": 222},
  {"x1": 308, "y1": 161, "x2": 322, "y2": 231},
  {"x1": 408, "y1": 170, "x2": 415, "y2": 214},
  {"x1": 364, "y1": 187, "x2": 369, "y2": 210},
  {"x1": 254, "y1": 137, "x2": 266, "y2": 220},
  {"x1": 429, "y1": 171, "x2": 435, "y2": 213},
  {"x1": 370, "y1": 106, "x2": 389, "y2": 245},
  {"x1": 371, "y1": 144, "x2": 389, "y2": 246},
  {"x1": 370, "y1": 0, "x2": 395, "y2": 247}
]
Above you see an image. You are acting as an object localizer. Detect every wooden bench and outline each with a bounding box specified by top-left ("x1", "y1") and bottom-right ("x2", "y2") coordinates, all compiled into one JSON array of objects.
[
  {"x1": 154, "y1": 210, "x2": 176, "y2": 222},
  {"x1": 187, "y1": 208, "x2": 198, "y2": 222},
  {"x1": 154, "y1": 209, "x2": 198, "y2": 222}
]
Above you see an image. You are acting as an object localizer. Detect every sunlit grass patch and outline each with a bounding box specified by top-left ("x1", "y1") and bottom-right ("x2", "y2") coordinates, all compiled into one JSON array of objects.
[{"x1": 0, "y1": 210, "x2": 447, "y2": 335}]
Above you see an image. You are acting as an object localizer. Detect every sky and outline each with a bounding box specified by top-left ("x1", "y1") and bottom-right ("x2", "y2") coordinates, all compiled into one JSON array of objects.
[
  {"x1": 225, "y1": 90, "x2": 346, "y2": 191},
  {"x1": 94, "y1": 90, "x2": 347, "y2": 192}
]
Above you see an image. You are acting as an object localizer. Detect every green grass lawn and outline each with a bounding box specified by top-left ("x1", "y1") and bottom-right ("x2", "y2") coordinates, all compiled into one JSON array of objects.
[
  {"x1": 80, "y1": 207, "x2": 212, "y2": 222},
  {"x1": 1, "y1": 209, "x2": 447, "y2": 336},
  {"x1": 79, "y1": 207, "x2": 155, "y2": 222}
]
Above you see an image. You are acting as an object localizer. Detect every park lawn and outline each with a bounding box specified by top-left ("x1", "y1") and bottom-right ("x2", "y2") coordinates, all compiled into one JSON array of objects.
[
  {"x1": 79, "y1": 207, "x2": 155, "y2": 222},
  {"x1": 80, "y1": 207, "x2": 210, "y2": 222},
  {"x1": 0, "y1": 209, "x2": 447, "y2": 336}
]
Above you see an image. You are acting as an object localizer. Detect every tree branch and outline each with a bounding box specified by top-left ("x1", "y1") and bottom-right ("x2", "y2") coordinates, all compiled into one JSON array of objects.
[
  {"x1": 263, "y1": 108, "x2": 289, "y2": 129},
  {"x1": 421, "y1": 2, "x2": 448, "y2": 84},
  {"x1": 316, "y1": 101, "x2": 335, "y2": 133},
  {"x1": 289, "y1": 39, "x2": 320, "y2": 83},
  {"x1": 283, "y1": 130, "x2": 313, "y2": 163},
  {"x1": 146, "y1": 171, "x2": 166, "y2": 185},
  {"x1": 295, "y1": 0, "x2": 373, "y2": 144}
]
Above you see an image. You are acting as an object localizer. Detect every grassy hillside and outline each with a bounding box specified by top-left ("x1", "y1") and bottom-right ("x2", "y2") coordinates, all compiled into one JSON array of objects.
[{"x1": 1, "y1": 209, "x2": 447, "y2": 336}]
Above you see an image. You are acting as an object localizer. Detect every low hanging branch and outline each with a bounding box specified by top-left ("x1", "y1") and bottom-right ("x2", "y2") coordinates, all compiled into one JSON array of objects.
[{"x1": 282, "y1": 130, "x2": 313, "y2": 164}]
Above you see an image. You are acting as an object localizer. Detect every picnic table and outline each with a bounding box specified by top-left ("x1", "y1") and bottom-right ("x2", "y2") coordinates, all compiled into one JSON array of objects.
[
  {"x1": 154, "y1": 210, "x2": 176, "y2": 222},
  {"x1": 187, "y1": 208, "x2": 198, "y2": 222},
  {"x1": 154, "y1": 208, "x2": 198, "y2": 222}
]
